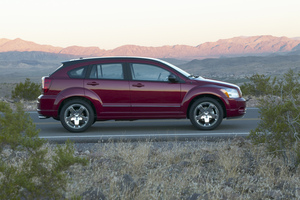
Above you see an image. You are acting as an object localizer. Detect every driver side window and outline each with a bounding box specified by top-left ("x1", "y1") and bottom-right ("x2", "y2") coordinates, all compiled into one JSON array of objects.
[{"x1": 131, "y1": 64, "x2": 170, "y2": 82}]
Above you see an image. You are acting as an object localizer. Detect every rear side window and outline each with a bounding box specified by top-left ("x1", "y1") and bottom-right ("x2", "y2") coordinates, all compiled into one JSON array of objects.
[
  {"x1": 68, "y1": 66, "x2": 87, "y2": 79},
  {"x1": 89, "y1": 63, "x2": 123, "y2": 80}
]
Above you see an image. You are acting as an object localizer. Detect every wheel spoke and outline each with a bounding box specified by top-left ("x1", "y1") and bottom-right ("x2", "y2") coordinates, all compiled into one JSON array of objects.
[
  {"x1": 197, "y1": 105, "x2": 205, "y2": 113},
  {"x1": 210, "y1": 113, "x2": 218, "y2": 120},
  {"x1": 81, "y1": 116, "x2": 88, "y2": 122},
  {"x1": 66, "y1": 116, "x2": 74, "y2": 123},
  {"x1": 207, "y1": 104, "x2": 215, "y2": 113},
  {"x1": 195, "y1": 115, "x2": 202, "y2": 120},
  {"x1": 77, "y1": 106, "x2": 85, "y2": 115},
  {"x1": 69, "y1": 107, "x2": 76, "y2": 115}
]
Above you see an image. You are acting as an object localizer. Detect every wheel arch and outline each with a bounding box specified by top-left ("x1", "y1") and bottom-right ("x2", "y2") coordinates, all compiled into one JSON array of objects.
[
  {"x1": 186, "y1": 94, "x2": 227, "y2": 119},
  {"x1": 57, "y1": 96, "x2": 97, "y2": 121}
]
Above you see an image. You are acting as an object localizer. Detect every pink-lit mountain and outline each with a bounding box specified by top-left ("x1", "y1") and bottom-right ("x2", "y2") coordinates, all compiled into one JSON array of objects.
[{"x1": 1, "y1": 35, "x2": 300, "y2": 59}]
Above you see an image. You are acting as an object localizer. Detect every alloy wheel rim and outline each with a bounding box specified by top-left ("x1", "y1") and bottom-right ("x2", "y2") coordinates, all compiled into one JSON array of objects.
[
  {"x1": 194, "y1": 102, "x2": 219, "y2": 127},
  {"x1": 64, "y1": 104, "x2": 89, "y2": 129}
]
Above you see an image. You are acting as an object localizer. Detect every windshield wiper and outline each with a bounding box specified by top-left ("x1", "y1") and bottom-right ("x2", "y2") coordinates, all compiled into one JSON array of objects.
[{"x1": 188, "y1": 74, "x2": 200, "y2": 78}]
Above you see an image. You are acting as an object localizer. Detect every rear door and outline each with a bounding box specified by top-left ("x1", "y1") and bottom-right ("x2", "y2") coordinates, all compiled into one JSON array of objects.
[
  {"x1": 129, "y1": 63, "x2": 182, "y2": 118},
  {"x1": 84, "y1": 63, "x2": 131, "y2": 117}
]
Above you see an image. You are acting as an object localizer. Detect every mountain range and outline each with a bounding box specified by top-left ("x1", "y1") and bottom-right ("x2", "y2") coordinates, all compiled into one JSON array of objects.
[
  {"x1": 1, "y1": 35, "x2": 300, "y2": 84},
  {"x1": 1, "y1": 35, "x2": 300, "y2": 60}
]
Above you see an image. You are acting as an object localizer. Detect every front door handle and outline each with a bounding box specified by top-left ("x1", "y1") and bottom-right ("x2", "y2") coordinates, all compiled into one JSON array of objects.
[{"x1": 132, "y1": 83, "x2": 144, "y2": 88}]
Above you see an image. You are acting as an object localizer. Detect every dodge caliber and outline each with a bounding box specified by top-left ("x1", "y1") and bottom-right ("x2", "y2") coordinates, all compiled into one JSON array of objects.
[{"x1": 37, "y1": 57, "x2": 246, "y2": 132}]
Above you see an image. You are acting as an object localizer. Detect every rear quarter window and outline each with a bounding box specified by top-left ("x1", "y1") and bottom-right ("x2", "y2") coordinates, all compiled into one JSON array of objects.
[{"x1": 68, "y1": 66, "x2": 87, "y2": 79}]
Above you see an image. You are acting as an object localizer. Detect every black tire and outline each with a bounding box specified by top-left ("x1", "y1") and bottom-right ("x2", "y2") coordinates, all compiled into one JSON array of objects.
[
  {"x1": 60, "y1": 99, "x2": 94, "y2": 132},
  {"x1": 189, "y1": 97, "x2": 223, "y2": 130}
]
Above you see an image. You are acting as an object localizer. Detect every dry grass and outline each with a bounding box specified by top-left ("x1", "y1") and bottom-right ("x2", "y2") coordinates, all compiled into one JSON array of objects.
[
  {"x1": 62, "y1": 138, "x2": 300, "y2": 199},
  {"x1": 2, "y1": 138, "x2": 300, "y2": 199}
]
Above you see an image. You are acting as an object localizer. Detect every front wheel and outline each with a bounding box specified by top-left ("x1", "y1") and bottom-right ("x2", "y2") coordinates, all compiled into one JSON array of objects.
[
  {"x1": 60, "y1": 99, "x2": 94, "y2": 132},
  {"x1": 189, "y1": 97, "x2": 224, "y2": 130}
]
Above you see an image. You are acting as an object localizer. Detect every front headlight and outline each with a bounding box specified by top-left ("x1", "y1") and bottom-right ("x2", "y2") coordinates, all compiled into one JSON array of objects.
[{"x1": 221, "y1": 88, "x2": 240, "y2": 98}]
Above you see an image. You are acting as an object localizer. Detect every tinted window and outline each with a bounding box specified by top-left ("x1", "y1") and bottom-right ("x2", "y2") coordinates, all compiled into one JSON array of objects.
[
  {"x1": 68, "y1": 66, "x2": 87, "y2": 79},
  {"x1": 131, "y1": 64, "x2": 170, "y2": 82},
  {"x1": 89, "y1": 63, "x2": 123, "y2": 80}
]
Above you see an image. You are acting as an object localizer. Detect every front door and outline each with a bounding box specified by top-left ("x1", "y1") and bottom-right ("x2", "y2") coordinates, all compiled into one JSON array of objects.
[{"x1": 129, "y1": 63, "x2": 182, "y2": 118}]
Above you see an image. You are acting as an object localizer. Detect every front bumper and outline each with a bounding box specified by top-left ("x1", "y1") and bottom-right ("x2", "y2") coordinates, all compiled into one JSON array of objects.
[{"x1": 226, "y1": 97, "x2": 246, "y2": 118}]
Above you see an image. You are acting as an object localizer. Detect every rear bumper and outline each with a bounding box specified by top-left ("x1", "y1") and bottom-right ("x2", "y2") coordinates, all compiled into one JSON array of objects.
[
  {"x1": 226, "y1": 97, "x2": 246, "y2": 118},
  {"x1": 37, "y1": 95, "x2": 57, "y2": 118}
]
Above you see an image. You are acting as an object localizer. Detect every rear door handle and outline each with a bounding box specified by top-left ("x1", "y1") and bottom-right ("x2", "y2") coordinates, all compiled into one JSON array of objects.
[
  {"x1": 132, "y1": 83, "x2": 144, "y2": 88},
  {"x1": 87, "y1": 82, "x2": 99, "y2": 86}
]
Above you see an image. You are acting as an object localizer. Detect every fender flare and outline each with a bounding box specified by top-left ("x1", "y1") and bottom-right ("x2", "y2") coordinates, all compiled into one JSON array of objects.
[
  {"x1": 181, "y1": 85, "x2": 230, "y2": 116},
  {"x1": 53, "y1": 87, "x2": 103, "y2": 117}
]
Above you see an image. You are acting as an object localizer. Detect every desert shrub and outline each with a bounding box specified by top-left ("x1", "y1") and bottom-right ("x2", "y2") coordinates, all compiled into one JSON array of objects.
[
  {"x1": 248, "y1": 69, "x2": 300, "y2": 170},
  {"x1": 240, "y1": 73, "x2": 275, "y2": 96},
  {"x1": 11, "y1": 78, "x2": 40, "y2": 101},
  {"x1": 0, "y1": 101, "x2": 88, "y2": 199}
]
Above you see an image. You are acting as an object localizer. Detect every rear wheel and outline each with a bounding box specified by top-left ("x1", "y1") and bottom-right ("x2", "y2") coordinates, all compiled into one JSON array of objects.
[
  {"x1": 60, "y1": 99, "x2": 94, "y2": 132},
  {"x1": 189, "y1": 97, "x2": 223, "y2": 130}
]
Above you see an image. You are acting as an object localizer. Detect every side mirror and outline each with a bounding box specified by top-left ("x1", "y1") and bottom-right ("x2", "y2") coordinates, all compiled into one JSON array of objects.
[{"x1": 168, "y1": 74, "x2": 178, "y2": 83}]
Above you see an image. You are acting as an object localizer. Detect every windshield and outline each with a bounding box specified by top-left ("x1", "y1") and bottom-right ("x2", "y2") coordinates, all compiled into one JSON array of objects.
[
  {"x1": 160, "y1": 60, "x2": 191, "y2": 77},
  {"x1": 160, "y1": 59, "x2": 204, "y2": 79}
]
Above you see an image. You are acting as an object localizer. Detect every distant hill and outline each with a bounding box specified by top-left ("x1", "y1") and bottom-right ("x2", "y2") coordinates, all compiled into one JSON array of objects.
[
  {"x1": 1, "y1": 35, "x2": 300, "y2": 59},
  {"x1": 0, "y1": 51, "x2": 77, "y2": 83},
  {"x1": 0, "y1": 50, "x2": 299, "y2": 84},
  {"x1": 0, "y1": 35, "x2": 300, "y2": 84},
  {"x1": 178, "y1": 54, "x2": 300, "y2": 84}
]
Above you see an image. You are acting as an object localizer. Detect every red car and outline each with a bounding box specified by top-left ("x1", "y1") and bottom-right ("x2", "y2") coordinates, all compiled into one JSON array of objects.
[{"x1": 37, "y1": 57, "x2": 246, "y2": 132}]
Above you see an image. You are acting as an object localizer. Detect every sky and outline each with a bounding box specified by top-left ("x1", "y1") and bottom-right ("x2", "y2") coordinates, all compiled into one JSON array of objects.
[{"x1": 1, "y1": 0, "x2": 300, "y2": 50}]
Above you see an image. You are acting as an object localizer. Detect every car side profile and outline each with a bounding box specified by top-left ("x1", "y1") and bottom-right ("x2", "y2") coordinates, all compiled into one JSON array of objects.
[{"x1": 37, "y1": 57, "x2": 246, "y2": 132}]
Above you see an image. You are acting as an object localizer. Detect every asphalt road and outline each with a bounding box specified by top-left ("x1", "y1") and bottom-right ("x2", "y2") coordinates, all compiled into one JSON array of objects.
[{"x1": 30, "y1": 108, "x2": 260, "y2": 143}]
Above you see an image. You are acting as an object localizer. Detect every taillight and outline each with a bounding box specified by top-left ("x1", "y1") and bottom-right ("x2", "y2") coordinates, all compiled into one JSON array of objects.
[{"x1": 42, "y1": 77, "x2": 51, "y2": 94}]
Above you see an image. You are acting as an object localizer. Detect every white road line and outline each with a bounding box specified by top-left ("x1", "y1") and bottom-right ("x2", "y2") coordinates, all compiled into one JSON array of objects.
[{"x1": 40, "y1": 132, "x2": 249, "y2": 139}]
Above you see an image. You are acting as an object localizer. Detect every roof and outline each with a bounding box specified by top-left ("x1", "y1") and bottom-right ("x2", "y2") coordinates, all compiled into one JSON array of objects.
[{"x1": 62, "y1": 56, "x2": 164, "y2": 65}]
